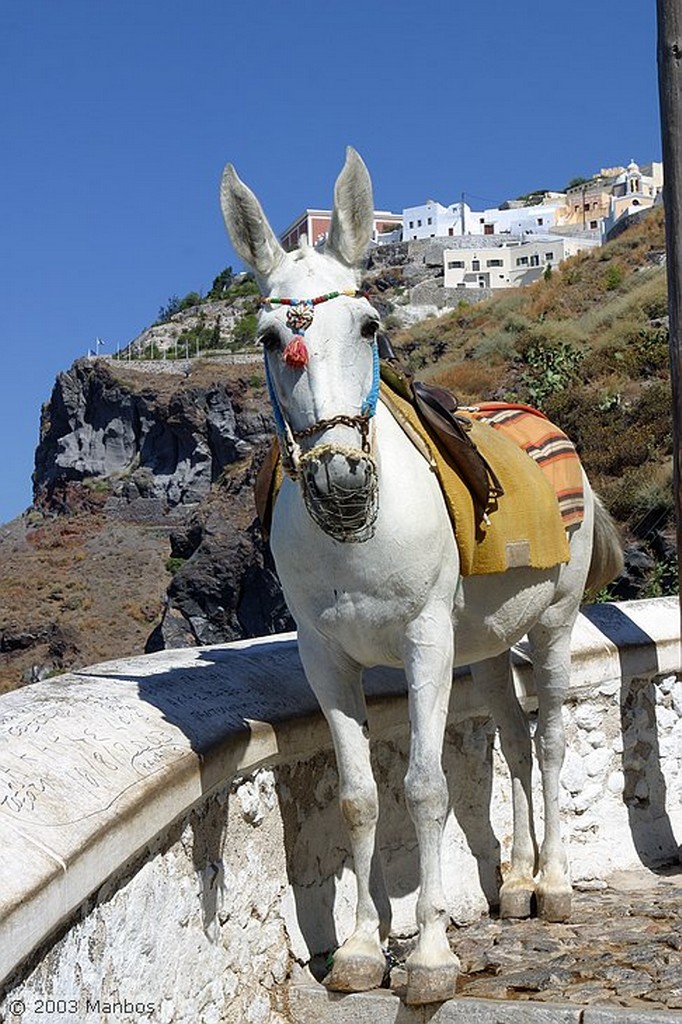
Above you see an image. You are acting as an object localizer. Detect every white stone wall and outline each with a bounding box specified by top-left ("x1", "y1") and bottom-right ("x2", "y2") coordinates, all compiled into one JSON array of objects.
[{"x1": 0, "y1": 600, "x2": 680, "y2": 1022}]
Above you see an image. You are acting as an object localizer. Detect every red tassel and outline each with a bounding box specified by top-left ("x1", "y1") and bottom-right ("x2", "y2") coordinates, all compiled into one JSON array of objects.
[{"x1": 282, "y1": 337, "x2": 309, "y2": 368}]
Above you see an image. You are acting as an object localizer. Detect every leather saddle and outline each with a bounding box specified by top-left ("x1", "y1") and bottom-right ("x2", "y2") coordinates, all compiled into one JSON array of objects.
[{"x1": 378, "y1": 336, "x2": 504, "y2": 525}]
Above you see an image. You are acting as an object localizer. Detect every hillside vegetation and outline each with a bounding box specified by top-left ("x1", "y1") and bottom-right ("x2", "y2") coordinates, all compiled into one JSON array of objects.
[{"x1": 386, "y1": 208, "x2": 675, "y2": 597}]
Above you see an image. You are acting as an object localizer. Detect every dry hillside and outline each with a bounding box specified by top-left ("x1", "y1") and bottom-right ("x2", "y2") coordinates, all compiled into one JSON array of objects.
[{"x1": 385, "y1": 207, "x2": 675, "y2": 597}]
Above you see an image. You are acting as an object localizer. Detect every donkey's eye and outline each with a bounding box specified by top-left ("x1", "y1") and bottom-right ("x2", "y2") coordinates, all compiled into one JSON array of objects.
[
  {"x1": 360, "y1": 317, "x2": 380, "y2": 340},
  {"x1": 259, "y1": 329, "x2": 282, "y2": 352}
]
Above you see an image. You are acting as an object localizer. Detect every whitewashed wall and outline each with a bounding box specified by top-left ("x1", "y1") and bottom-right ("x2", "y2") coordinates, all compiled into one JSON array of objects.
[{"x1": 0, "y1": 599, "x2": 679, "y2": 1024}]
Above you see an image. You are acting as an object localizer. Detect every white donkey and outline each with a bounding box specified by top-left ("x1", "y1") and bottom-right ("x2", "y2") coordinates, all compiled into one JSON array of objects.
[{"x1": 220, "y1": 148, "x2": 622, "y2": 1005}]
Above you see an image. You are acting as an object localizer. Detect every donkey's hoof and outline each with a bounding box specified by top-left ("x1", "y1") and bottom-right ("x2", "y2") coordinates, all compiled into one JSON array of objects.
[
  {"x1": 325, "y1": 952, "x2": 386, "y2": 992},
  {"x1": 405, "y1": 963, "x2": 458, "y2": 1005},
  {"x1": 499, "y1": 884, "x2": 534, "y2": 919},
  {"x1": 536, "y1": 887, "x2": 572, "y2": 923}
]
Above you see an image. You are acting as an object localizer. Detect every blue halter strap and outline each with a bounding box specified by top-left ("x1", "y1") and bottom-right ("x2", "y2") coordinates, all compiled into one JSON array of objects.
[
  {"x1": 260, "y1": 289, "x2": 380, "y2": 452},
  {"x1": 361, "y1": 339, "x2": 380, "y2": 418}
]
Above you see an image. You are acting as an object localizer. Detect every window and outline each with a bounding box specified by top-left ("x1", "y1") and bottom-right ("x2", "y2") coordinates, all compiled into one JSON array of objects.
[
  {"x1": 590, "y1": 220, "x2": 598, "y2": 229},
  {"x1": 487, "y1": 259, "x2": 503, "y2": 267},
  {"x1": 529, "y1": 254, "x2": 540, "y2": 267},
  {"x1": 409, "y1": 220, "x2": 414, "y2": 228},
  {"x1": 516, "y1": 256, "x2": 529, "y2": 266},
  {"x1": 447, "y1": 260, "x2": 465, "y2": 269},
  {"x1": 427, "y1": 217, "x2": 432, "y2": 225},
  {"x1": 472, "y1": 260, "x2": 481, "y2": 271},
  {"x1": 448, "y1": 228, "x2": 454, "y2": 236},
  {"x1": 417, "y1": 219, "x2": 422, "y2": 227},
  {"x1": 537, "y1": 217, "x2": 544, "y2": 225},
  {"x1": 544, "y1": 252, "x2": 554, "y2": 262},
  {"x1": 479, "y1": 217, "x2": 485, "y2": 224}
]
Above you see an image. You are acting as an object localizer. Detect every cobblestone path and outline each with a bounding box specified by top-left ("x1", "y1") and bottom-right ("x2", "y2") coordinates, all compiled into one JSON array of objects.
[{"x1": 388, "y1": 870, "x2": 682, "y2": 1013}]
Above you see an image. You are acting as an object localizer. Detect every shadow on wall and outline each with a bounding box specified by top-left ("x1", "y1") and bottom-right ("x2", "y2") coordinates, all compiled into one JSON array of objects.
[
  {"x1": 271, "y1": 717, "x2": 503, "y2": 961},
  {"x1": 105, "y1": 641, "x2": 309, "y2": 940},
  {"x1": 108, "y1": 645, "x2": 504, "y2": 956},
  {"x1": 445, "y1": 715, "x2": 502, "y2": 910},
  {"x1": 106, "y1": 614, "x2": 679, "y2": 962},
  {"x1": 583, "y1": 604, "x2": 680, "y2": 872}
]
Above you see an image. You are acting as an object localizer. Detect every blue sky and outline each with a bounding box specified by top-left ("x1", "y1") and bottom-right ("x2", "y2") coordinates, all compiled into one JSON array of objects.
[{"x1": 1, "y1": 0, "x2": 662, "y2": 524}]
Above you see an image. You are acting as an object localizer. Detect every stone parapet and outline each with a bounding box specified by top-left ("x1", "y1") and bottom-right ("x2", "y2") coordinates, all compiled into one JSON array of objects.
[
  {"x1": 0, "y1": 599, "x2": 679, "y2": 1022},
  {"x1": 96, "y1": 352, "x2": 261, "y2": 376}
]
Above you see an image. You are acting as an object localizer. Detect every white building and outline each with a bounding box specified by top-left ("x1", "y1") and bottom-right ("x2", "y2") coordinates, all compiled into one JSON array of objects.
[
  {"x1": 478, "y1": 200, "x2": 564, "y2": 236},
  {"x1": 443, "y1": 235, "x2": 599, "y2": 291},
  {"x1": 403, "y1": 196, "x2": 565, "y2": 241},
  {"x1": 403, "y1": 199, "x2": 471, "y2": 240}
]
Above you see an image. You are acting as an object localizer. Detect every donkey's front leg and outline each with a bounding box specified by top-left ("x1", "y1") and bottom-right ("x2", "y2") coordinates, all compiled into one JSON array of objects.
[
  {"x1": 403, "y1": 608, "x2": 460, "y2": 1005},
  {"x1": 298, "y1": 628, "x2": 391, "y2": 992}
]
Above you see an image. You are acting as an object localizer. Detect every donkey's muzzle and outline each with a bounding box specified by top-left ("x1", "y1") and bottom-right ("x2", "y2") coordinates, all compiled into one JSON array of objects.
[{"x1": 299, "y1": 444, "x2": 378, "y2": 543}]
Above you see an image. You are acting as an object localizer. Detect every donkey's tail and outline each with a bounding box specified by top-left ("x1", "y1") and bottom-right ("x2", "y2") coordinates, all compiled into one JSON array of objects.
[{"x1": 585, "y1": 493, "x2": 624, "y2": 593}]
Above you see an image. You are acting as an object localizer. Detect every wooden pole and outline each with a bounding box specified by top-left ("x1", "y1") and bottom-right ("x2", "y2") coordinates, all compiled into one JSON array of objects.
[{"x1": 657, "y1": 0, "x2": 682, "y2": 622}]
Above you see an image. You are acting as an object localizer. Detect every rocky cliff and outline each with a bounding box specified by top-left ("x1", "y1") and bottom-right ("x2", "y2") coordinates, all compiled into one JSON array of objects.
[
  {"x1": 0, "y1": 355, "x2": 292, "y2": 688},
  {"x1": 35, "y1": 357, "x2": 270, "y2": 511}
]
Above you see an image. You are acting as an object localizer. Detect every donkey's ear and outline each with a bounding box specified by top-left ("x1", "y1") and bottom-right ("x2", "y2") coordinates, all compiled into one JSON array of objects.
[
  {"x1": 220, "y1": 164, "x2": 285, "y2": 279},
  {"x1": 326, "y1": 147, "x2": 374, "y2": 267}
]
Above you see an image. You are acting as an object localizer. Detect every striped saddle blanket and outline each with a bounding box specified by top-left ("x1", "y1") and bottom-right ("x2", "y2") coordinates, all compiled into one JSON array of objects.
[
  {"x1": 459, "y1": 402, "x2": 585, "y2": 529},
  {"x1": 379, "y1": 384, "x2": 584, "y2": 576}
]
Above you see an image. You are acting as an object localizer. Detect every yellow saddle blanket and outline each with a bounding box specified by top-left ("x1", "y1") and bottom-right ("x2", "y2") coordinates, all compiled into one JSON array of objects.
[
  {"x1": 380, "y1": 383, "x2": 573, "y2": 576},
  {"x1": 255, "y1": 383, "x2": 580, "y2": 577}
]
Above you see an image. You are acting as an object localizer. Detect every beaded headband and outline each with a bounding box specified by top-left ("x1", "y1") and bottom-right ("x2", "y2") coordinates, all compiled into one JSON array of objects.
[
  {"x1": 258, "y1": 288, "x2": 380, "y2": 457},
  {"x1": 259, "y1": 289, "x2": 364, "y2": 368}
]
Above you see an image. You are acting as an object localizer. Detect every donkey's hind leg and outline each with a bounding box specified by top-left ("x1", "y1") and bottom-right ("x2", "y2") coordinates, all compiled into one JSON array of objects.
[
  {"x1": 297, "y1": 628, "x2": 391, "y2": 993},
  {"x1": 470, "y1": 653, "x2": 538, "y2": 918},
  {"x1": 527, "y1": 620, "x2": 573, "y2": 922}
]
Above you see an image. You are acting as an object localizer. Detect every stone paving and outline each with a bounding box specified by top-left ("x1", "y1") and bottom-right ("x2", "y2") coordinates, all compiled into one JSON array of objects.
[{"x1": 385, "y1": 869, "x2": 682, "y2": 1014}]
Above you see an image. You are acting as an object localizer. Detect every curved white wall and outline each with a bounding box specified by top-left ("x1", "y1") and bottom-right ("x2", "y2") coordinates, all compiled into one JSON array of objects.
[{"x1": 0, "y1": 599, "x2": 680, "y2": 1023}]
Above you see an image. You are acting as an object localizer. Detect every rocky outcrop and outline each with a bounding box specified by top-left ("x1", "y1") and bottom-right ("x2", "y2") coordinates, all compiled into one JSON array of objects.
[
  {"x1": 363, "y1": 241, "x2": 490, "y2": 325},
  {"x1": 28, "y1": 357, "x2": 291, "y2": 667},
  {"x1": 126, "y1": 297, "x2": 254, "y2": 359},
  {"x1": 147, "y1": 463, "x2": 294, "y2": 652},
  {"x1": 34, "y1": 359, "x2": 271, "y2": 512}
]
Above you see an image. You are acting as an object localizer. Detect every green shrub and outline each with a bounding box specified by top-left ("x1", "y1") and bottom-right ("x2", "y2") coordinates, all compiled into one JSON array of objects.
[
  {"x1": 620, "y1": 327, "x2": 669, "y2": 379},
  {"x1": 233, "y1": 312, "x2": 258, "y2": 346},
  {"x1": 603, "y1": 264, "x2": 625, "y2": 291},
  {"x1": 207, "y1": 266, "x2": 234, "y2": 300},
  {"x1": 472, "y1": 330, "x2": 517, "y2": 361},
  {"x1": 514, "y1": 339, "x2": 584, "y2": 406},
  {"x1": 228, "y1": 277, "x2": 260, "y2": 298},
  {"x1": 157, "y1": 291, "x2": 204, "y2": 323}
]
